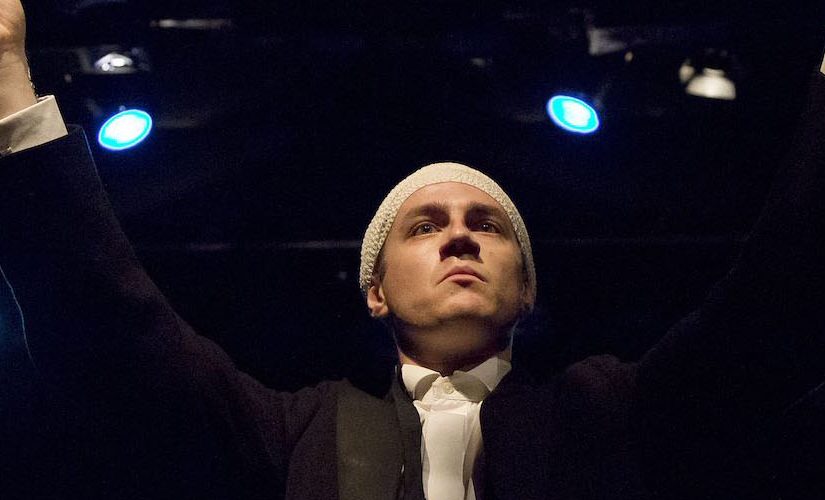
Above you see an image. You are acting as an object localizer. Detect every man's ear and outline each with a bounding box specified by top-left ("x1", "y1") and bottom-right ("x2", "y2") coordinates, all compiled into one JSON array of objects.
[
  {"x1": 521, "y1": 279, "x2": 536, "y2": 314},
  {"x1": 367, "y1": 277, "x2": 390, "y2": 318}
]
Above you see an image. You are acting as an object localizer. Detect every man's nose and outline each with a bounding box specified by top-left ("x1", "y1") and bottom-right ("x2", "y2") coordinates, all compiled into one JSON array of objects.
[{"x1": 439, "y1": 225, "x2": 481, "y2": 260}]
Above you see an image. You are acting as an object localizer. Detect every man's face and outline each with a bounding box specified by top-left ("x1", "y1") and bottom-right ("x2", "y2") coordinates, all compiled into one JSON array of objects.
[{"x1": 367, "y1": 182, "x2": 531, "y2": 340}]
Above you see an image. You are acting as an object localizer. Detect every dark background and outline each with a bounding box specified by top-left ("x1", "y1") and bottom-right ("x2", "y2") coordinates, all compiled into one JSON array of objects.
[{"x1": 7, "y1": 0, "x2": 825, "y2": 386}]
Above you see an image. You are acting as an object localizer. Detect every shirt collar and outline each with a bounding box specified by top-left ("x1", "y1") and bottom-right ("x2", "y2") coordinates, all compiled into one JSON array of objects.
[{"x1": 400, "y1": 355, "x2": 512, "y2": 401}]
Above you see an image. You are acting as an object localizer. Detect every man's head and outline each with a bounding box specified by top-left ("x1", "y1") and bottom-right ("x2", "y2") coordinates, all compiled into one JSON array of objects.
[{"x1": 360, "y1": 163, "x2": 536, "y2": 371}]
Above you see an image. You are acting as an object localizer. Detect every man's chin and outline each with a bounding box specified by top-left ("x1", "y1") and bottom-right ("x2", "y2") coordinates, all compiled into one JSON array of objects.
[
  {"x1": 436, "y1": 301, "x2": 505, "y2": 328},
  {"x1": 439, "y1": 292, "x2": 492, "y2": 314},
  {"x1": 436, "y1": 296, "x2": 521, "y2": 331}
]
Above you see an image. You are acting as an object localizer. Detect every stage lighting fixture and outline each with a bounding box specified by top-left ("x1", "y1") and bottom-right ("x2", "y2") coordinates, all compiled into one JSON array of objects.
[
  {"x1": 546, "y1": 95, "x2": 600, "y2": 134},
  {"x1": 97, "y1": 109, "x2": 153, "y2": 151},
  {"x1": 679, "y1": 50, "x2": 737, "y2": 101},
  {"x1": 73, "y1": 46, "x2": 150, "y2": 75},
  {"x1": 94, "y1": 52, "x2": 135, "y2": 74},
  {"x1": 684, "y1": 67, "x2": 736, "y2": 100}
]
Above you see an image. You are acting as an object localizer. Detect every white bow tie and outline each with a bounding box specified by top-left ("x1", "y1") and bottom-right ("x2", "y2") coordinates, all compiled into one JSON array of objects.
[{"x1": 415, "y1": 371, "x2": 490, "y2": 406}]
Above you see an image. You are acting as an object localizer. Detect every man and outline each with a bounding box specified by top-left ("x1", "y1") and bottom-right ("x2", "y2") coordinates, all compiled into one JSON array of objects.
[{"x1": 3, "y1": 1, "x2": 825, "y2": 499}]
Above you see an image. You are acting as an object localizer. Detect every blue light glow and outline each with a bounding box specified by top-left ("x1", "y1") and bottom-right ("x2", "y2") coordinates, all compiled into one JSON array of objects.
[
  {"x1": 546, "y1": 95, "x2": 600, "y2": 134},
  {"x1": 97, "y1": 109, "x2": 153, "y2": 151}
]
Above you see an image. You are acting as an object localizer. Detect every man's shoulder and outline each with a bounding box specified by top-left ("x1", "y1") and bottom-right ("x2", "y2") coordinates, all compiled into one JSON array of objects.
[
  {"x1": 496, "y1": 354, "x2": 636, "y2": 394},
  {"x1": 558, "y1": 355, "x2": 637, "y2": 403},
  {"x1": 563, "y1": 354, "x2": 637, "y2": 388},
  {"x1": 489, "y1": 355, "x2": 638, "y2": 423},
  {"x1": 483, "y1": 355, "x2": 637, "y2": 415}
]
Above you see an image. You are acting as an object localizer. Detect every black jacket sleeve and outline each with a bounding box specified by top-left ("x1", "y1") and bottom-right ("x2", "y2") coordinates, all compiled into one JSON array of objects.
[
  {"x1": 0, "y1": 127, "x2": 329, "y2": 499},
  {"x1": 636, "y1": 67, "x2": 825, "y2": 498}
]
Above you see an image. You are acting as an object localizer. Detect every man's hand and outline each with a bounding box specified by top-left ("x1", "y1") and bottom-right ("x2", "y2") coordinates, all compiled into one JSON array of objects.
[
  {"x1": 0, "y1": 0, "x2": 26, "y2": 51},
  {"x1": 0, "y1": 0, "x2": 37, "y2": 120}
]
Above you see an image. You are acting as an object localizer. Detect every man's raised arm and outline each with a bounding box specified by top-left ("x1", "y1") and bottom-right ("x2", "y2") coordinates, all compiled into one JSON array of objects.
[
  {"x1": 634, "y1": 49, "x2": 825, "y2": 498},
  {"x1": 0, "y1": 5, "x2": 327, "y2": 497}
]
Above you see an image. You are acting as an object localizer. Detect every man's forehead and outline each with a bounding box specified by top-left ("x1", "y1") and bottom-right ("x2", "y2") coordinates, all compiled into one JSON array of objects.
[{"x1": 396, "y1": 182, "x2": 506, "y2": 217}]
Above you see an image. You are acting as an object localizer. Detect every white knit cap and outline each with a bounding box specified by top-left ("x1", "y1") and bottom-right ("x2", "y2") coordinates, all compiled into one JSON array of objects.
[{"x1": 359, "y1": 162, "x2": 536, "y2": 301}]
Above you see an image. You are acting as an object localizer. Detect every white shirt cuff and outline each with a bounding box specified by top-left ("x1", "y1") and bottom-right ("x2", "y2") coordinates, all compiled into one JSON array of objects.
[
  {"x1": 821, "y1": 53, "x2": 825, "y2": 75},
  {"x1": 0, "y1": 96, "x2": 69, "y2": 157}
]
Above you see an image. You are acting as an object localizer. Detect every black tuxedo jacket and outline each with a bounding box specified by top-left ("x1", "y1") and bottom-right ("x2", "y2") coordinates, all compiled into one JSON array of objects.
[{"x1": 1, "y1": 70, "x2": 825, "y2": 500}]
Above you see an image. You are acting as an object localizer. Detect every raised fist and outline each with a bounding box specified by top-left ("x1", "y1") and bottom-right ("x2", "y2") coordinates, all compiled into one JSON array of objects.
[
  {"x1": 0, "y1": 0, "x2": 25, "y2": 56},
  {"x1": 0, "y1": 0, "x2": 36, "y2": 119}
]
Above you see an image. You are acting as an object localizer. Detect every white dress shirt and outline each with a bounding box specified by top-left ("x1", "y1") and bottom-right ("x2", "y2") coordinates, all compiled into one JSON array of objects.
[{"x1": 401, "y1": 356, "x2": 511, "y2": 500}]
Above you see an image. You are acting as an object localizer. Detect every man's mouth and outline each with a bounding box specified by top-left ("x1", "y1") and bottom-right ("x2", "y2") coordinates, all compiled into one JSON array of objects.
[{"x1": 442, "y1": 266, "x2": 485, "y2": 283}]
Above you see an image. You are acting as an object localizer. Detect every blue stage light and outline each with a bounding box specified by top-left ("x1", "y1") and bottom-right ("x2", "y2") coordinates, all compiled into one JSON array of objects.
[
  {"x1": 546, "y1": 95, "x2": 600, "y2": 134},
  {"x1": 97, "y1": 109, "x2": 153, "y2": 151}
]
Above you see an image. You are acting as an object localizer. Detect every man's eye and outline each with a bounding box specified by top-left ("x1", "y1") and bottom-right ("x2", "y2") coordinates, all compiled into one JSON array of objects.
[
  {"x1": 413, "y1": 223, "x2": 437, "y2": 235},
  {"x1": 478, "y1": 221, "x2": 500, "y2": 233}
]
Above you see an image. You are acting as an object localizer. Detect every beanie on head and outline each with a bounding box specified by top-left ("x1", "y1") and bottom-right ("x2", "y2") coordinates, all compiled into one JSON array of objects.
[{"x1": 359, "y1": 162, "x2": 536, "y2": 302}]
